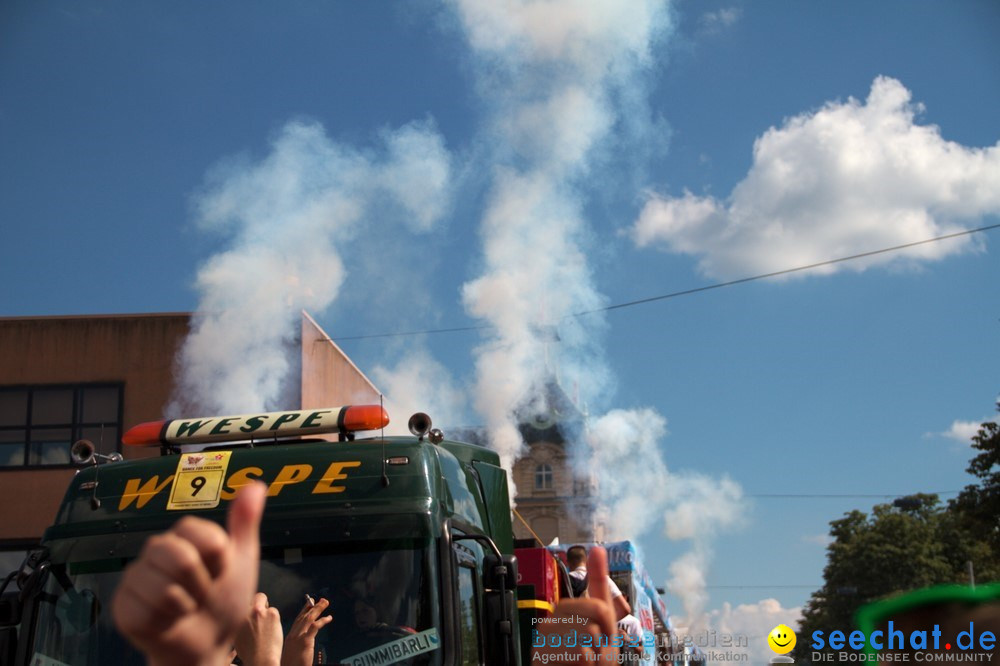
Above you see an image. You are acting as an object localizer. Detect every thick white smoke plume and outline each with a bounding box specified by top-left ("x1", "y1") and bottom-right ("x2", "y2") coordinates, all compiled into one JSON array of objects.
[
  {"x1": 371, "y1": 350, "x2": 469, "y2": 437},
  {"x1": 461, "y1": 170, "x2": 608, "y2": 472},
  {"x1": 584, "y1": 409, "x2": 672, "y2": 540},
  {"x1": 450, "y1": 0, "x2": 744, "y2": 625},
  {"x1": 631, "y1": 76, "x2": 1000, "y2": 280},
  {"x1": 452, "y1": 0, "x2": 669, "y2": 467},
  {"x1": 169, "y1": 119, "x2": 451, "y2": 416},
  {"x1": 586, "y1": 409, "x2": 744, "y2": 627},
  {"x1": 663, "y1": 470, "x2": 744, "y2": 628}
]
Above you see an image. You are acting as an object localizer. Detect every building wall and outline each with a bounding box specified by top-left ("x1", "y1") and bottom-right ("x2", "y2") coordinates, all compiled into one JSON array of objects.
[
  {"x1": 300, "y1": 311, "x2": 381, "y2": 409},
  {"x1": 0, "y1": 313, "x2": 191, "y2": 544}
]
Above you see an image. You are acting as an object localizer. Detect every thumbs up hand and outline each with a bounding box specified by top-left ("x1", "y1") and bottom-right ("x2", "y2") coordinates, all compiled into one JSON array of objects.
[{"x1": 112, "y1": 482, "x2": 267, "y2": 666}]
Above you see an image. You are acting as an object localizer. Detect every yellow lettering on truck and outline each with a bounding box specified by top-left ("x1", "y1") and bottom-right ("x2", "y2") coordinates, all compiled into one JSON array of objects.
[
  {"x1": 312, "y1": 461, "x2": 362, "y2": 494},
  {"x1": 267, "y1": 464, "x2": 314, "y2": 497},
  {"x1": 220, "y1": 466, "x2": 265, "y2": 500},
  {"x1": 119, "y1": 475, "x2": 174, "y2": 511}
]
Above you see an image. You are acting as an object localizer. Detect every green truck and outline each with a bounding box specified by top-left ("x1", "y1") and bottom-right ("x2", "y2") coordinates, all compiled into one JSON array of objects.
[{"x1": 0, "y1": 405, "x2": 527, "y2": 665}]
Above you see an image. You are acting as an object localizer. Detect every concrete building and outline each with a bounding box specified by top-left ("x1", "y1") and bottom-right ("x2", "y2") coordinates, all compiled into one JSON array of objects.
[{"x1": 0, "y1": 311, "x2": 379, "y2": 574}]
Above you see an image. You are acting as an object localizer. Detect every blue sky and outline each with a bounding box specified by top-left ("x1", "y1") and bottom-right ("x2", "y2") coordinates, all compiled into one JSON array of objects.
[{"x1": 2, "y1": 0, "x2": 999, "y2": 652}]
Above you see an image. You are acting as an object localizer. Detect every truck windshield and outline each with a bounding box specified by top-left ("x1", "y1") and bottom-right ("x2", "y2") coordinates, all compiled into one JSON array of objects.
[{"x1": 28, "y1": 536, "x2": 441, "y2": 666}]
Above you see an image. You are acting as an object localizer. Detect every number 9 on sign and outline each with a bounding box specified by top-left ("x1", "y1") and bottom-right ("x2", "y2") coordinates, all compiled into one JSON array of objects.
[{"x1": 167, "y1": 451, "x2": 233, "y2": 510}]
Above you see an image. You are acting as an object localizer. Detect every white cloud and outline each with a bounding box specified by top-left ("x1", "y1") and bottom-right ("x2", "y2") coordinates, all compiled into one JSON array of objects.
[
  {"x1": 699, "y1": 8, "x2": 741, "y2": 34},
  {"x1": 802, "y1": 533, "x2": 833, "y2": 547},
  {"x1": 703, "y1": 599, "x2": 803, "y2": 664},
  {"x1": 631, "y1": 76, "x2": 1000, "y2": 280},
  {"x1": 935, "y1": 417, "x2": 998, "y2": 444}
]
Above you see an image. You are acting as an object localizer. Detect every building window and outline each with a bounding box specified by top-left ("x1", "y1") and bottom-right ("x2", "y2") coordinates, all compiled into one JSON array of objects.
[
  {"x1": 0, "y1": 384, "x2": 123, "y2": 468},
  {"x1": 534, "y1": 463, "x2": 553, "y2": 490}
]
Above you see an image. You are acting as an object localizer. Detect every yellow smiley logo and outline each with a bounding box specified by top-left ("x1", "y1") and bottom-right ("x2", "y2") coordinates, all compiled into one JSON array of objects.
[{"x1": 767, "y1": 624, "x2": 797, "y2": 654}]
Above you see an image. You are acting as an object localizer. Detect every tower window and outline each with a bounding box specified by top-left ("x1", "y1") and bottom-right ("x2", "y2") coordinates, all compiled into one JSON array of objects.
[{"x1": 534, "y1": 463, "x2": 553, "y2": 490}]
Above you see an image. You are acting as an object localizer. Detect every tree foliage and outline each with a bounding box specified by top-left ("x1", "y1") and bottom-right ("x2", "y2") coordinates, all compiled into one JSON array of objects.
[
  {"x1": 950, "y1": 416, "x2": 1000, "y2": 552},
  {"x1": 793, "y1": 401, "x2": 1000, "y2": 663}
]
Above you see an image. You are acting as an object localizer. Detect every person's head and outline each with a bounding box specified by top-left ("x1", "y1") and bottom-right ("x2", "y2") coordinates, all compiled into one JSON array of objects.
[
  {"x1": 567, "y1": 545, "x2": 587, "y2": 569},
  {"x1": 354, "y1": 598, "x2": 378, "y2": 629}
]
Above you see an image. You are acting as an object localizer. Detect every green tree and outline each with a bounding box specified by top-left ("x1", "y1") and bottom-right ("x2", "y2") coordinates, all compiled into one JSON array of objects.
[
  {"x1": 793, "y1": 402, "x2": 1000, "y2": 663},
  {"x1": 949, "y1": 405, "x2": 1000, "y2": 556},
  {"x1": 794, "y1": 495, "x2": 958, "y2": 662}
]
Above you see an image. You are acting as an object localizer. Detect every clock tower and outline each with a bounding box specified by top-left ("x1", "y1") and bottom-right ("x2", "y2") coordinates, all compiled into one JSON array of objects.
[{"x1": 510, "y1": 381, "x2": 605, "y2": 546}]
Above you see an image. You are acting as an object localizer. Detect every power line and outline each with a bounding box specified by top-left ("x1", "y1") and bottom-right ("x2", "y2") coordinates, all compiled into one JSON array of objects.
[
  {"x1": 750, "y1": 491, "x2": 959, "y2": 498},
  {"x1": 707, "y1": 585, "x2": 819, "y2": 589},
  {"x1": 332, "y1": 323, "x2": 489, "y2": 342},
  {"x1": 573, "y1": 222, "x2": 1000, "y2": 317},
  {"x1": 332, "y1": 222, "x2": 1000, "y2": 342}
]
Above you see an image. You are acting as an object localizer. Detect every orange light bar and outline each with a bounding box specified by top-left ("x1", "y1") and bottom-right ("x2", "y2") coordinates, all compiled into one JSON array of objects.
[
  {"x1": 122, "y1": 420, "x2": 167, "y2": 446},
  {"x1": 341, "y1": 404, "x2": 390, "y2": 432},
  {"x1": 122, "y1": 405, "x2": 391, "y2": 447}
]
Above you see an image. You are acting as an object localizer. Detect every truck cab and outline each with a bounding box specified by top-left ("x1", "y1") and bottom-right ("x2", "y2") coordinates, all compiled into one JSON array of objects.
[{"x1": 1, "y1": 406, "x2": 521, "y2": 666}]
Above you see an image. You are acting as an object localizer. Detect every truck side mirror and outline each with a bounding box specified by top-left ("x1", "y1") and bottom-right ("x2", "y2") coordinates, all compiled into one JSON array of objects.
[
  {"x1": 483, "y1": 553, "x2": 519, "y2": 665},
  {"x1": 483, "y1": 552, "x2": 517, "y2": 590}
]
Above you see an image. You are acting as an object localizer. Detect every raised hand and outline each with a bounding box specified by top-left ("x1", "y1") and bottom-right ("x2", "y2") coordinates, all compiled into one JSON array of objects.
[
  {"x1": 532, "y1": 546, "x2": 620, "y2": 664},
  {"x1": 281, "y1": 596, "x2": 333, "y2": 666},
  {"x1": 112, "y1": 482, "x2": 267, "y2": 666},
  {"x1": 234, "y1": 592, "x2": 284, "y2": 666}
]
